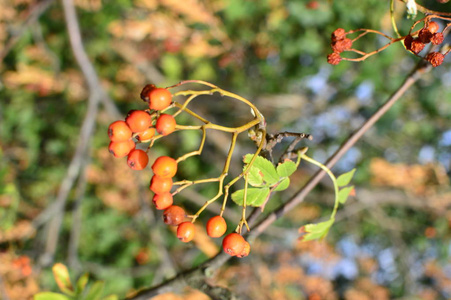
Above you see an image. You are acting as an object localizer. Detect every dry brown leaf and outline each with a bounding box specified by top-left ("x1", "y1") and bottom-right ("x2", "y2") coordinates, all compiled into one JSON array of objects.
[{"x1": 159, "y1": 0, "x2": 217, "y2": 25}]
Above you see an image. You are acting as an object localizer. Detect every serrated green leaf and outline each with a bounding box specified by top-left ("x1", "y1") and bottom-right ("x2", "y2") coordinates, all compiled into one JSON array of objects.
[
  {"x1": 84, "y1": 281, "x2": 105, "y2": 300},
  {"x1": 273, "y1": 177, "x2": 290, "y2": 191},
  {"x1": 243, "y1": 154, "x2": 279, "y2": 185},
  {"x1": 231, "y1": 187, "x2": 270, "y2": 207},
  {"x1": 276, "y1": 160, "x2": 297, "y2": 178},
  {"x1": 338, "y1": 186, "x2": 354, "y2": 204},
  {"x1": 245, "y1": 165, "x2": 264, "y2": 187},
  {"x1": 52, "y1": 263, "x2": 74, "y2": 296},
  {"x1": 75, "y1": 273, "x2": 89, "y2": 295},
  {"x1": 34, "y1": 292, "x2": 71, "y2": 300},
  {"x1": 336, "y1": 169, "x2": 356, "y2": 187},
  {"x1": 299, "y1": 219, "x2": 334, "y2": 242}
]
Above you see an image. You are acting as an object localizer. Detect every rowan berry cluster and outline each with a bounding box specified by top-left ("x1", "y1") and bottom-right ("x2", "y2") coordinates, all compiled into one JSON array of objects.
[
  {"x1": 404, "y1": 21, "x2": 448, "y2": 67},
  {"x1": 107, "y1": 82, "x2": 254, "y2": 257},
  {"x1": 327, "y1": 8, "x2": 451, "y2": 68}
]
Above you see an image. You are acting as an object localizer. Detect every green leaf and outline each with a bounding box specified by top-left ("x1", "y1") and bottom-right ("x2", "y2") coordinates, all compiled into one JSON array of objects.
[
  {"x1": 299, "y1": 219, "x2": 334, "y2": 242},
  {"x1": 52, "y1": 263, "x2": 74, "y2": 296},
  {"x1": 243, "y1": 154, "x2": 279, "y2": 185},
  {"x1": 273, "y1": 177, "x2": 290, "y2": 192},
  {"x1": 338, "y1": 186, "x2": 354, "y2": 204},
  {"x1": 336, "y1": 168, "x2": 356, "y2": 187},
  {"x1": 231, "y1": 187, "x2": 270, "y2": 207},
  {"x1": 102, "y1": 295, "x2": 119, "y2": 300},
  {"x1": 34, "y1": 292, "x2": 71, "y2": 300},
  {"x1": 245, "y1": 165, "x2": 264, "y2": 187},
  {"x1": 75, "y1": 273, "x2": 89, "y2": 295},
  {"x1": 276, "y1": 160, "x2": 297, "y2": 178},
  {"x1": 84, "y1": 281, "x2": 105, "y2": 300}
]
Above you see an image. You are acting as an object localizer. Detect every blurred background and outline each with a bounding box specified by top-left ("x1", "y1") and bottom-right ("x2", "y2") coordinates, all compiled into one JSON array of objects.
[{"x1": 1, "y1": 0, "x2": 450, "y2": 299}]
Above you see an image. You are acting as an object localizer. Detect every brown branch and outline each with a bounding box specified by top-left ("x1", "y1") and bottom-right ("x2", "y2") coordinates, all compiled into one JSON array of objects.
[
  {"x1": 39, "y1": 0, "x2": 119, "y2": 266},
  {"x1": 126, "y1": 59, "x2": 432, "y2": 299}
]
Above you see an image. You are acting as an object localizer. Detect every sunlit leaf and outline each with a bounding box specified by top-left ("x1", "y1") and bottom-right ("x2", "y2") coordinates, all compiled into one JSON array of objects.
[
  {"x1": 52, "y1": 263, "x2": 74, "y2": 296},
  {"x1": 243, "y1": 154, "x2": 279, "y2": 185},
  {"x1": 231, "y1": 187, "x2": 270, "y2": 207},
  {"x1": 245, "y1": 165, "x2": 264, "y2": 187},
  {"x1": 298, "y1": 219, "x2": 334, "y2": 242},
  {"x1": 276, "y1": 160, "x2": 297, "y2": 178},
  {"x1": 273, "y1": 177, "x2": 290, "y2": 191},
  {"x1": 338, "y1": 186, "x2": 354, "y2": 204},
  {"x1": 75, "y1": 273, "x2": 89, "y2": 295},
  {"x1": 84, "y1": 281, "x2": 105, "y2": 300},
  {"x1": 34, "y1": 292, "x2": 71, "y2": 300},
  {"x1": 336, "y1": 168, "x2": 356, "y2": 187},
  {"x1": 102, "y1": 295, "x2": 119, "y2": 300}
]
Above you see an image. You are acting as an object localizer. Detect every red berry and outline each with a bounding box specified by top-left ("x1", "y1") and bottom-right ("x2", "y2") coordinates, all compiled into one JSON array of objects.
[
  {"x1": 327, "y1": 53, "x2": 341, "y2": 65},
  {"x1": 426, "y1": 52, "x2": 445, "y2": 67},
  {"x1": 410, "y1": 39, "x2": 425, "y2": 54},
  {"x1": 152, "y1": 192, "x2": 173, "y2": 210},
  {"x1": 206, "y1": 216, "x2": 227, "y2": 238},
  {"x1": 152, "y1": 156, "x2": 177, "y2": 178},
  {"x1": 127, "y1": 149, "x2": 149, "y2": 170},
  {"x1": 156, "y1": 114, "x2": 176, "y2": 136},
  {"x1": 427, "y1": 21, "x2": 439, "y2": 34},
  {"x1": 431, "y1": 32, "x2": 444, "y2": 45},
  {"x1": 126, "y1": 110, "x2": 152, "y2": 133},
  {"x1": 222, "y1": 233, "x2": 246, "y2": 256},
  {"x1": 163, "y1": 205, "x2": 185, "y2": 226},
  {"x1": 136, "y1": 128, "x2": 156, "y2": 142},
  {"x1": 236, "y1": 241, "x2": 250, "y2": 258},
  {"x1": 177, "y1": 222, "x2": 195, "y2": 242},
  {"x1": 108, "y1": 140, "x2": 135, "y2": 158},
  {"x1": 108, "y1": 120, "x2": 132, "y2": 142},
  {"x1": 150, "y1": 175, "x2": 173, "y2": 194},
  {"x1": 149, "y1": 88, "x2": 172, "y2": 111},
  {"x1": 140, "y1": 84, "x2": 156, "y2": 104}
]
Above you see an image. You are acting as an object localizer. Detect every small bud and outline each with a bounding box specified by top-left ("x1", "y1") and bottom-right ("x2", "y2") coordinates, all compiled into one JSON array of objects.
[
  {"x1": 327, "y1": 53, "x2": 341, "y2": 65},
  {"x1": 426, "y1": 52, "x2": 445, "y2": 67}
]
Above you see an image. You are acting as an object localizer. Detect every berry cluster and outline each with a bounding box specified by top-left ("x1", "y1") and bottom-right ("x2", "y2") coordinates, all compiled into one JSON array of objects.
[
  {"x1": 107, "y1": 82, "x2": 253, "y2": 257},
  {"x1": 327, "y1": 12, "x2": 451, "y2": 67},
  {"x1": 404, "y1": 21, "x2": 447, "y2": 67}
]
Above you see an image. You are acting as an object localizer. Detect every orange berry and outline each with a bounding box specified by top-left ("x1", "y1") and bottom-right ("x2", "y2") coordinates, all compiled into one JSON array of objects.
[
  {"x1": 152, "y1": 192, "x2": 173, "y2": 210},
  {"x1": 149, "y1": 88, "x2": 172, "y2": 111},
  {"x1": 237, "y1": 241, "x2": 250, "y2": 258},
  {"x1": 136, "y1": 128, "x2": 156, "y2": 142},
  {"x1": 222, "y1": 233, "x2": 246, "y2": 256},
  {"x1": 127, "y1": 149, "x2": 149, "y2": 170},
  {"x1": 126, "y1": 110, "x2": 152, "y2": 133},
  {"x1": 427, "y1": 21, "x2": 439, "y2": 34},
  {"x1": 152, "y1": 156, "x2": 177, "y2": 178},
  {"x1": 150, "y1": 175, "x2": 173, "y2": 194},
  {"x1": 206, "y1": 216, "x2": 227, "y2": 238},
  {"x1": 108, "y1": 120, "x2": 132, "y2": 142},
  {"x1": 109, "y1": 140, "x2": 135, "y2": 158},
  {"x1": 155, "y1": 114, "x2": 176, "y2": 136},
  {"x1": 176, "y1": 222, "x2": 195, "y2": 242},
  {"x1": 163, "y1": 205, "x2": 185, "y2": 226}
]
